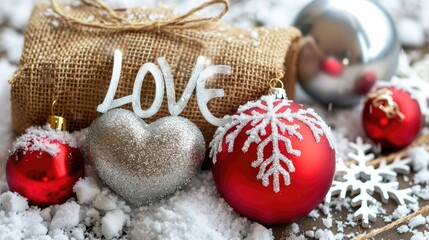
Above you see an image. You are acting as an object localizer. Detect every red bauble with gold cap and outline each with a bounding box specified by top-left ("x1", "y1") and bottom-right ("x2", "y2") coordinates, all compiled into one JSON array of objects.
[
  {"x1": 362, "y1": 87, "x2": 422, "y2": 150},
  {"x1": 6, "y1": 110, "x2": 84, "y2": 206}
]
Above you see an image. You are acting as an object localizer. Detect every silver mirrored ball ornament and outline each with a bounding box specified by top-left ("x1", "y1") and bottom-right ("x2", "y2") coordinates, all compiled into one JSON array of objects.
[
  {"x1": 294, "y1": 0, "x2": 400, "y2": 107},
  {"x1": 86, "y1": 108, "x2": 205, "y2": 206}
]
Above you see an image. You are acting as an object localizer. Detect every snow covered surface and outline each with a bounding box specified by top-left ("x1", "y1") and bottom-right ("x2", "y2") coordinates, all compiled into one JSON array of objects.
[
  {"x1": 9, "y1": 125, "x2": 78, "y2": 157},
  {"x1": 1, "y1": 0, "x2": 429, "y2": 239}
]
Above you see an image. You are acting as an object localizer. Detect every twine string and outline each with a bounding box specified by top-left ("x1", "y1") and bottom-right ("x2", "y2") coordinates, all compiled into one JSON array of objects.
[
  {"x1": 354, "y1": 205, "x2": 429, "y2": 240},
  {"x1": 50, "y1": 0, "x2": 229, "y2": 31}
]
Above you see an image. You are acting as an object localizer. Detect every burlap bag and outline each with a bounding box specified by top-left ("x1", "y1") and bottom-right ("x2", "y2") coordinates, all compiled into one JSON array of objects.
[{"x1": 9, "y1": 0, "x2": 301, "y2": 143}]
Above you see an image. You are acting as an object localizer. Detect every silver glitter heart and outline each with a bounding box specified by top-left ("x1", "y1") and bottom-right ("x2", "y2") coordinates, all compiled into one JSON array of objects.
[{"x1": 86, "y1": 109, "x2": 205, "y2": 206}]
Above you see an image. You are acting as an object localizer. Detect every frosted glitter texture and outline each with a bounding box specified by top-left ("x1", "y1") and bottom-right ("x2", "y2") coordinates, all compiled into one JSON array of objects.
[{"x1": 86, "y1": 108, "x2": 206, "y2": 206}]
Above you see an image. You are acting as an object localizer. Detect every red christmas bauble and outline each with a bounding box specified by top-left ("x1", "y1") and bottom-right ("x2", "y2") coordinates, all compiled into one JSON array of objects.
[
  {"x1": 210, "y1": 95, "x2": 336, "y2": 224},
  {"x1": 6, "y1": 127, "x2": 85, "y2": 206},
  {"x1": 363, "y1": 87, "x2": 422, "y2": 150}
]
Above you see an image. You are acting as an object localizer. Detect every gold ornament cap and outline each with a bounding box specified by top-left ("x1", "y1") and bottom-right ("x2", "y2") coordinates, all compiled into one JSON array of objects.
[
  {"x1": 368, "y1": 88, "x2": 405, "y2": 121},
  {"x1": 268, "y1": 78, "x2": 287, "y2": 99},
  {"x1": 48, "y1": 100, "x2": 67, "y2": 131}
]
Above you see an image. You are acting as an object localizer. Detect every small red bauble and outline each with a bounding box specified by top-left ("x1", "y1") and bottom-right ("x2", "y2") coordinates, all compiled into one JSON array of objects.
[
  {"x1": 355, "y1": 72, "x2": 377, "y2": 95},
  {"x1": 363, "y1": 87, "x2": 422, "y2": 150},
  {"x1": 6, "y1": 127, "x2": 84, "y2": 206},
  {"x1": 320, "y1": 57, "x2": 343, "y2": 76},
  {"x1": 210, "y1": 93, "x2": 336, "y2": 224}
]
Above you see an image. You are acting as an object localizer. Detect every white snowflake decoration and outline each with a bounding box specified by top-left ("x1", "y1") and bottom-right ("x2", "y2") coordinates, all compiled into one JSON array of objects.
[
  {"x1": 326, "y1": 137, "x2": 416, "y2": 227},
  {"x1": 210, "y1": 95, "x2": 335, "y2": 193}
]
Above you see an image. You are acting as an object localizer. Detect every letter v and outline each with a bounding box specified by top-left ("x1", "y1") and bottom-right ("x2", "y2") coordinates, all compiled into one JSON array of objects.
[{"x1": 158, "y1": 56, "x2": 204, "y2": 116}]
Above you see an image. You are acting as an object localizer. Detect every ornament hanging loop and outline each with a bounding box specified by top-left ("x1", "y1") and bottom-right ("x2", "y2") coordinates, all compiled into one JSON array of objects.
[
  {"x1": 268, "y1": 78, "x2": 287, "y2": 99},
  {"x1": 48, "y1": 99, "x2": 67, "y2": 131},
  {"x1": 369, "y1": 88, "x2": 405, "y2": 121}
]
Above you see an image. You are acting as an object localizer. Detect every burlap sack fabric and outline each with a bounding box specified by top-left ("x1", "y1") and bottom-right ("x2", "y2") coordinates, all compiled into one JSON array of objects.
[{"x1": 9, "y1": 0, "x2": 301, "y2": 144}]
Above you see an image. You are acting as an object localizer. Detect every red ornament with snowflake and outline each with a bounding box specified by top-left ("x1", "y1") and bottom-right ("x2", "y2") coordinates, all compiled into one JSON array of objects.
[
  {"x1": 210, "y1": 82, "x2": 336, "y2": 224},
  {"x1": 363, "y1": 87, "x2": 422, "y2": 150}
]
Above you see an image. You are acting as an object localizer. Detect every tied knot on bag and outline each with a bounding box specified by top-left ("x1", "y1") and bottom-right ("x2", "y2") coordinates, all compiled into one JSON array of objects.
[{"x1": 51, "y1": 0, "x2": 229, "y2": 32}]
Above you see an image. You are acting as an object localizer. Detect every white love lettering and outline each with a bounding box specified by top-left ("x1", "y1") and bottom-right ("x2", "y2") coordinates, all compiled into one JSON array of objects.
[
  {"x1": 158, "y1": 57, "x2": 203, "y2": 117},
  {"x1": 97, "y1": 49, "x2": 232, "y2": 126}
]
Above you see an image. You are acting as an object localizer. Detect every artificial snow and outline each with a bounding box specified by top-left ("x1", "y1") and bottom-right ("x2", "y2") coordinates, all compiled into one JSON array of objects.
[
  {"x1": 376, "y1": 0, "x2": 429, "y2": 46},
  {"x1": 409, "y1": 147, "x2": 429, "y2": 172},
  {"x1": 322, "y1": 217, "x2": 333, "y2": 228},
  {"x1": 318, "y1": 203, "x2": 331, "y2": 216},
  {"x1": 92, "y1": 189, "x2": 118, "y2": 211},
  {"x1": 388, "y1": 53, "x2": 429, "y2": 123},
  {"x1": 0, "y1": 28, "x2": 24, "y2": 63},
  {"x1": 397, "y1": 224, "x2": 410, "y2": 234},
  {"x1": 243, "y1": 223, "x2": 273, "y2": 240},
  {"x1": 411, "y1": 232, "x2": 428, "y2": 240},
  {"x1": 73, "y1": 177, "x2": 101, "y2": 204},
  {"x1": 10, "y1": 125, "x2": 78, "y2": 157},
  {"x1": 0, "y1": 210, "x2": 48, "y2": 239},
  {"x1": 101, "y1": 210, "x2": 126, "y2": 239},
  {"x1": 414, "y1": 170, "x2": 429, "y2": 185},
  {"x1": 305, "y1": 230, "x2": 315, "y2": 238},
  {"x1": 314, "y1": 229, "x2": 335, "y2": 240},
  {"x1": 71, "y1": 228, "x2": 85, "y2": 240},
  {"x1": 0, "y1": 168, "x2": 272, "y2": 239},
  {"x1": 397, "y1": 18, "x2": 426, "y2": 47},
  {"x1": 0, "y1": 59, "x2": 15, "y2": 175},
  {"x1": 40, "y1": 207, "x2": 51, "y2": 221},
  {"x1": 0, "y1": 0, "x2": 33, "y2": 29},
  {"x1": 413, "y1": 54, "x2": 429, "y2": 80},
  {"x1": 291, "y1": 222, "x2": 300, "y2": 234},
  {"x1": 409, "y1": 215, "x2": 427, "y2": 228},
  {"x1": 392, "y1": 205, "x2": 412, "y2": 220},
  {"x1": 129, "y1": 172, "x2": 259, "y2": 239},
  {"x1": 49, "y1": 202, "x2": 80, "y2": 230},
  {"x1": 0, "y1": 192, "x2": 28, "y2": 212},
  {"x1": 412, "y1": 185, "x2": 429, "y2": 200},
  {"x1": 286, "y1": 233, "x2": 306, "y2": 240},
  {"x1": 307, "y1": 209, "x2": 320, "y2": 220},
  {"x1": 408, "y1": 146, "x2": 429, "y2": 185}
]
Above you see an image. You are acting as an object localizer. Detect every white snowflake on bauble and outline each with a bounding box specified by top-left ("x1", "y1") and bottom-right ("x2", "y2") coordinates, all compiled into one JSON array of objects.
[
  {"x1": 326, "y1": 137, "x2": 416, "y2": 227},
  {"x1": 210, "y1": 83, "x2": 336, "y2": 224},
  {"x1": 210, "y1": 93, "x2": 335, "y2": 192}
]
